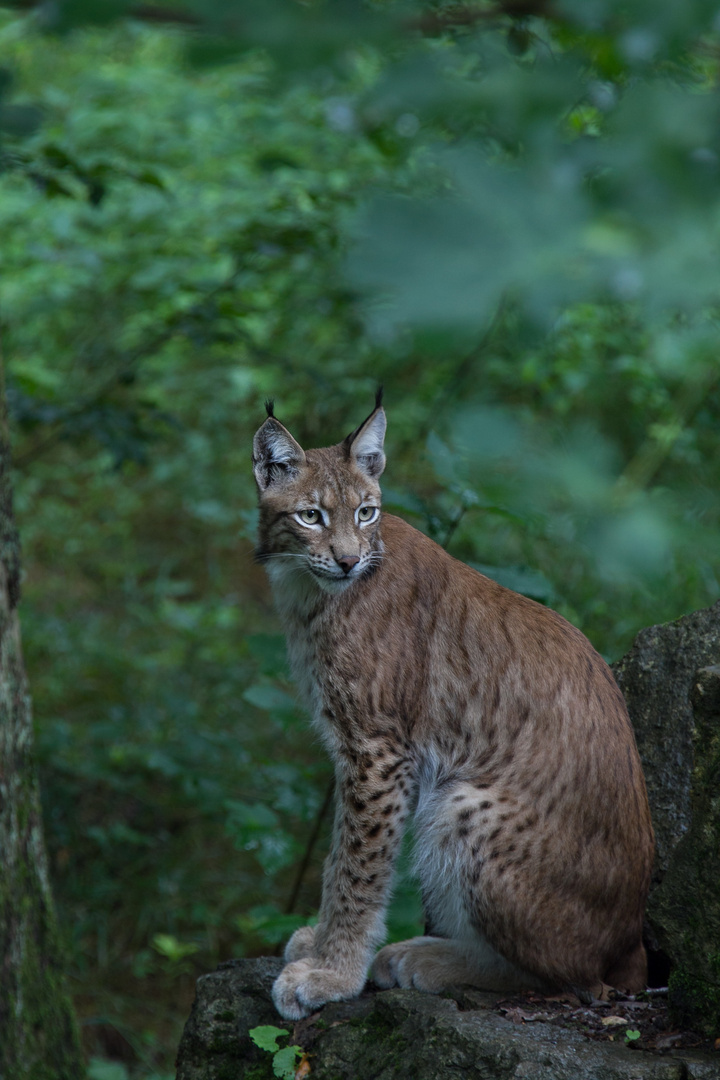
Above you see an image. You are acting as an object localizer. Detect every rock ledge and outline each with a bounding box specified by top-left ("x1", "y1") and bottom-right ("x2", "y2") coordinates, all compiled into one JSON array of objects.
[{"x1": 175, "y1": 959, "x2": 718, "y2": 1080}]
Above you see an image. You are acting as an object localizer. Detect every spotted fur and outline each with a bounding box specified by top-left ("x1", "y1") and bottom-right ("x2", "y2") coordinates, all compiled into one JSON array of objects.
[{"x1": 252, "y1": 401, "x2": 654, "y2": 1021}]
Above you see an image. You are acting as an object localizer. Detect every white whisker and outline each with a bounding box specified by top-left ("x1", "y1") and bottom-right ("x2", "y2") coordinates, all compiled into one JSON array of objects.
[{"x1": 258, "y1": 552, "x2": 307, "y2": 561}]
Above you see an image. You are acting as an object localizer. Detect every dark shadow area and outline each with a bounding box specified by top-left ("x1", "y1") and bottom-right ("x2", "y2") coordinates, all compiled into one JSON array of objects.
[{"x1": 646, "y1": 943, "x2": 672, "y2": 988}]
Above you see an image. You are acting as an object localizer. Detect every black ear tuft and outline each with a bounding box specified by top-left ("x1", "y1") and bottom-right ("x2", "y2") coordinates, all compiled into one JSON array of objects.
[
  {"x1": 264, "y1": 398, "x2": 275, "y2": 418},
  {"x1": 375, "y1": 385, "x2": 384, "y2": 410}
]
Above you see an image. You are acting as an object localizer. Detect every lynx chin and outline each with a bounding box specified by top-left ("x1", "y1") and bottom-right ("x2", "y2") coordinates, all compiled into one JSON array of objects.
[{"x1": 252, "y1": 392, "x2": 654, "y2": 1022}]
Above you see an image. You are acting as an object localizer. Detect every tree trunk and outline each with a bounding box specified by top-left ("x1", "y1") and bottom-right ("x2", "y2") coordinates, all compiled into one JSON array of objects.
[{"x1": 0, "y1": 364, "x2": 84, "y2": 1078}]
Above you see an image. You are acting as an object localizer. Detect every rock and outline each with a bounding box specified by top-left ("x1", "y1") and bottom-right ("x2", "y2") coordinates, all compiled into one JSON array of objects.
[
  {"x1": 175, "y1": 957, "x2": 282, "y2": 1080},
  {"x1": 613, "y1": 601, "x2": 720, "y2": 1036},
  {"x1": 612, "y1": 601, "x2": 720, "y2": 876},
  {"x1": 175, "y1": 959, "x2": 719, "y2": 1080}
]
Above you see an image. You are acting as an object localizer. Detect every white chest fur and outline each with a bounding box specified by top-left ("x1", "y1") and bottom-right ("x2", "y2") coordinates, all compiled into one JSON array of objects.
[{"x1": 266, "y1": 559, "x2": 336, "y2": 749}]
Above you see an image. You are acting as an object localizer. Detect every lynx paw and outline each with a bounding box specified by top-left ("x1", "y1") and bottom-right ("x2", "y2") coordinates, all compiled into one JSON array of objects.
[
  {"x1": 272, "y1": 958, "x2": 365, "y2": 1021},
  {"x1": 284, "y1": 924, "x2": 317, "y2": 962},
  {"x1": 372, "y1": 937, "x2": 444, "y2": 991},
  {"x1": 373, "y1": 936, "x2": 549, "y2": 995}
]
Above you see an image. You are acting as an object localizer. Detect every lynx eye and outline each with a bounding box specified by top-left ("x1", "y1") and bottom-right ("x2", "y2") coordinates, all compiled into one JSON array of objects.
[
  {"x1": 357, "y1": 506, "x2": 378, "y2": 523},
  {"x1": 297, "y1": 508, "x2": 321, "y2": 526}
]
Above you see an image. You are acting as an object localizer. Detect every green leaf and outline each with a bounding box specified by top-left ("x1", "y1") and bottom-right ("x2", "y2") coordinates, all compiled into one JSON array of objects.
[
  {"x1": 248, "y1": 1025, "x2": 289, "y2": 1054},
  {"x1": 272, "y1": 1044, "x2": 303, "y2": 1080},
  {"x1": 351, "y1": 147, "x2": 588, "y2": 334},
  {"x1": 243, "y1": 683, "x2": 298, "y2": 715},
  {"x1": 224, "y1": 800, "x2": 278, "y2": 834},
  {"x1": 223, "y1": 801, "x2": 296, "y2": 873},
  {"x1": 151, "y1": 933, "x2": 200, "y2": 963}
]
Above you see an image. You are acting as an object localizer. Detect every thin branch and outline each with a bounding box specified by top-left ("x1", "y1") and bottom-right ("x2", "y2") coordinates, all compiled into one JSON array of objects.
[
  {"x1": 409, "y1": 1, "x2": 556, "y2": 36},
  {"x1": 10, "y1": 0, "x2": 555, "y2": 32},
  {"x1": 284, "y1": 777, "x2": 334, "y2": 916},
  {"x1": 439, "y1": 503, "x2": 467, "y2": 551},
  {"x1": 131, "y1": 3, "x2": 200, "y2": 26}
]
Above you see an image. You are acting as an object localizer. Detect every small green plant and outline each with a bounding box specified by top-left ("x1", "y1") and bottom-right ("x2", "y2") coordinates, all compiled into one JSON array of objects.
[
  {"x1": 249, "y1": 1025, "x2": 304, "y2": 1080},
  {"x1": 625, "y1": 1028, "x2": 641, "y2": 1044},
  {"x1": 151, "y1": 933, "x2": 200, "y2": 975}
]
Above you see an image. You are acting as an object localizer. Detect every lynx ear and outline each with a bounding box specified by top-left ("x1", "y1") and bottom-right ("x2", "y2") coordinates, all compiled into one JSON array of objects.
[
  {"x1": 344, "y1": 403, "x2": 386, "y2": 480},
  {"x1": 253, "y1": 416, "x2": 306, "y2": 492}
]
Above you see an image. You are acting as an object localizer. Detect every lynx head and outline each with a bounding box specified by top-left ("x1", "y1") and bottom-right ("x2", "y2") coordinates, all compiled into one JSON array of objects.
[{"x1": 253, "y1": 391, "x2": 386, "y2": 595}]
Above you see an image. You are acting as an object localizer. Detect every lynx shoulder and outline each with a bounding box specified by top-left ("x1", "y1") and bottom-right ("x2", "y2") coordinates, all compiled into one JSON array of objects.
[{"x1": 252, "y1": 395, "x2": 654, "y2": 1022}]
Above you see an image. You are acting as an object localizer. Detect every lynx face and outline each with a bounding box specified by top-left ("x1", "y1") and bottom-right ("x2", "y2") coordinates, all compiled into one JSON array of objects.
[{"x1": 253, "y1": 401, "x2": 386, "y2": 595}]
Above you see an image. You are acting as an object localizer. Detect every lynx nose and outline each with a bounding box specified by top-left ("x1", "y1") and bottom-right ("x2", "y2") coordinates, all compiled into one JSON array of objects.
[{"x1": 336, "y1": 555, "x2": 360, "y2": 575}]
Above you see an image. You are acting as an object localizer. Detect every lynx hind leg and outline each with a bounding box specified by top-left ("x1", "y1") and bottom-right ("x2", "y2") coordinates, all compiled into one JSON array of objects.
[
  {"x1": 372, "y1": 935, "x2": 547, "y2": 994},
  {"x1": 384, "y1": 779, "x2": 550, "y2": 995},
  {"x1": 284, "y1": 924, "x2": 317, "y2": 962},
  {"x1": 604, "y1": 940, "x2": 648, "y2": 994}
]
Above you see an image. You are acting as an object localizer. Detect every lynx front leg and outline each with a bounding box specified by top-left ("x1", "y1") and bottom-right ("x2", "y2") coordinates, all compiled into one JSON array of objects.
[{"x1": 273, "y1": 744, "x2": 411, "y2": 1020}]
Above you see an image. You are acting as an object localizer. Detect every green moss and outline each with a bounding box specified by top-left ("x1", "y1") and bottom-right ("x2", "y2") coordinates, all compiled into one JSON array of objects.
[
  {"x1": 0, "y1": 877, "x2": 83, "y2": 1080},
  {"x1": 208, "y1": 1036, "x2": 237, "y2": 1053},
  {"x1": 356, "y1": 1011, "x2": 407, "y2": 1059},
  {"x1": 240, "y1": 1061, "x2": 274, "y2": 1080},
  {"x1": 651, "y1": 665, "x2": 720, "y2": 1040},
  {"x1": 669, "y1": 956, "x2": 720, "y2": 1036},
  {"x1": 353, "y1": 1008, "x2": 394, "y2": 1036},
  {"x1": 0, "y1": 522, "x2": 84, "y2": 1080}
]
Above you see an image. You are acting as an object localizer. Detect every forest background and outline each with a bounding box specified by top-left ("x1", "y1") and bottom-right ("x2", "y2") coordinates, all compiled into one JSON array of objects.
[{"x1": 1, "y1": 1, "x2": 720, "y2": 1077}]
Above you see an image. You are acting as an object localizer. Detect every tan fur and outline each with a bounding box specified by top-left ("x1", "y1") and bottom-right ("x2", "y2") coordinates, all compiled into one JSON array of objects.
[{"x1": 252, "y1": 401, "x2": 654, "y2": 1021}]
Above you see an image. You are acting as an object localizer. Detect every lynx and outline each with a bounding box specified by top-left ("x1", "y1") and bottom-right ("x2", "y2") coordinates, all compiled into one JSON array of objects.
[{"x1": 252, "y1": 393, "x2": 654, "y2": 1022}]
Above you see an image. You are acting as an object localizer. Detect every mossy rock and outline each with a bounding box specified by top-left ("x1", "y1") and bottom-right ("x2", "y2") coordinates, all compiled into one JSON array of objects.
[
  {"x1": 614, "y1": 603, "x2": 720, "y2": 1037},
  {"x1": 657, "y1": 664, "x2": 720, "y2": 1035},
  {"x1": 175, "y1": 959, "x2": 719, "y2": 1080},
  {"x1": 175, "y1": 958, "x2": 283, "y2": 1080}
]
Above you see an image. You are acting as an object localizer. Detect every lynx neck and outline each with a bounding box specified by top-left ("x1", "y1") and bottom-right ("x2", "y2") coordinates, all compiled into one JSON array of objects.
[{"x1": 265, "y1": 560, "x2": 323, "y2": 621}]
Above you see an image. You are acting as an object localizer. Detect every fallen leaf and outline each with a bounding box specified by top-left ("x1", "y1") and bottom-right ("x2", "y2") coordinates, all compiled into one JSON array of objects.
[
  {"x1": 501, "y1": 1007, "x2": 528, "y2": 1024},
  {"x1": 295, "y1": 1053, "x2": 312, "y2": 1079},
  {"x1": 602, "y1": 1015, "x2": 628, "y2": 1027},
  {"x1": 501, "y1": 1005, "x2": 550, "y2": 1023},
  {"x1": 715, "y1": 1037, "x2": 720, "y2": 1051}
]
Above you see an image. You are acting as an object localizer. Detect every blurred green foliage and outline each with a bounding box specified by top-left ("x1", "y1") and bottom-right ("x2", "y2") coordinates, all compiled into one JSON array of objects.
[{"x1": 0, "y1": 0, "x2": 719, "y2": 1074}]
